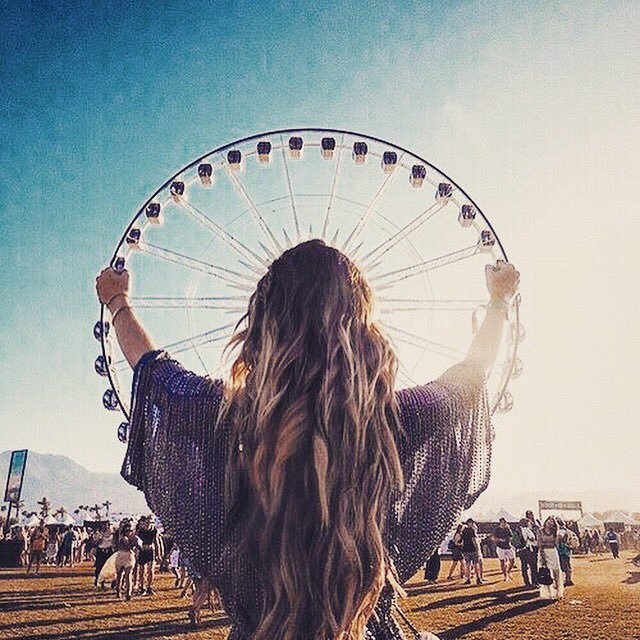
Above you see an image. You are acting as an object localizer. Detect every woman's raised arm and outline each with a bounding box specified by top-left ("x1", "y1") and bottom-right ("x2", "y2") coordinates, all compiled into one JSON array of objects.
[
  {"x1": 464, "y1": 261, "x2": 520, "y2": 372},
  {"x1": 95, "y1": 267, "x2": 155, "y2": 369}
]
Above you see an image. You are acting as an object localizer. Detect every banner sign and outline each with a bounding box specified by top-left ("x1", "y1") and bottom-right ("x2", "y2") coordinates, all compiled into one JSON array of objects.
[
  {"x1": 538, "y1": 500, "x2": 583, "y2": 514},
  {"x1": 3, "y1": 450, "x2": 28, "y2": 504}
]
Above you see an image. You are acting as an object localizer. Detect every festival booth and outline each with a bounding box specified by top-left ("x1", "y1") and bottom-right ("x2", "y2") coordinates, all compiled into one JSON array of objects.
[
  {"x1": 577, "y1": 513, "x2": 605, "y2": 532},
  {"x1": 23, "y1": 514, "x2": 40, "y2": 528},
  {"x1": 603, "y1": 511, "x2": 639, "y2": 533},
  {"x1": 57, "y1": 513, "x2": 78, "y2": 527},
  {"x1": 83, "y1": 519, "x2": 109, "y2": 533}
]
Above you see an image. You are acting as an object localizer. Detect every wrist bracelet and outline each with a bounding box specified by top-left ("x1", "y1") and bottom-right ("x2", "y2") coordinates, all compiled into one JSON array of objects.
[
  {"x1": 111, "y1": 305, "x2": 132, "y2": 324},
  {"x1": 106, "y1": 293, "x2": 129, "y2": 308},
  {"x1": 487, "y1": 298, "x2": 509, "y2": 319}
]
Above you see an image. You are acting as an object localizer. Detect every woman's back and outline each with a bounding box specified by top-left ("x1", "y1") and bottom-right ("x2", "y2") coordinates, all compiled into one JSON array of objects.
[{"x1": 98, "y1": 239, "x2": 518, "y2": 638}]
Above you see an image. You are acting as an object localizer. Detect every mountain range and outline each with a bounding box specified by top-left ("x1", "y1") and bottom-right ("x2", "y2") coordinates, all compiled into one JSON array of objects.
[
  {"x1": 1, "y1": 450, "x2": 638, "y2": 521},
  {"x1": 0, "y1": 450, "x2": 148, "y2": 517}
]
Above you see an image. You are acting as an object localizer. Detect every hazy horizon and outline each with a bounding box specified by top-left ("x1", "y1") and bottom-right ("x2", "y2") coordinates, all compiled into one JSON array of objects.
[{"x1": 1, "y1": 2, "x2": 638, "y2": 505}]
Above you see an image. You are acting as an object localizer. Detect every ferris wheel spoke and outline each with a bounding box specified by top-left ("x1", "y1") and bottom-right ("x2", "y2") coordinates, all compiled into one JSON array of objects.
[
  {"x1": 385, "y1": 324, "x2": 464, "y2": 361},
  {"x1": 279, "y1": 135, "x2": 302, "y2": 241},
  {"x1": 378, "y1": 298, "x2": 484, "y2": 313},
  {"x1": 130, "y1": 295, "x2": 249, "y2": 311},
  {"x1": 113, "y1": 323, "x2": 235, "y2": 371},
  {"x1": 321, "y1": 133, "x2": 345, "y2": 241},
  {"x1": 341, "y1": 152, "x2": 404, "y2": 254},
  {"x1": 360, "y1": 201, "x2": 447, "y2": 269},
  {"x1": 222, "y1": 161, "x2": 283, "y2": 256},
  {"x1": 175, "y1": 197, "x2": 268, "y2": 269},
  {"x1": 396, "y1": 362, "x2": 417, "y2": 388},
  {"x1": 282, "y1": 227, "x2": 295, "y2": 249},
  {"x1": 138, "y1": 241, "x2": 257, "y2": 291},
  {"x1": 372, "y1": 244, "x2": 480, "y2": 288}
]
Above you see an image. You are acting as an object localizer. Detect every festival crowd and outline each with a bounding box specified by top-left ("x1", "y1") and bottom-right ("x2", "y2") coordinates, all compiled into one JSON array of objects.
[
  {"x1": 4, "y1": 508, "x2": 638, "y2": 620},
  {"x1": 424, "y1": 510, "x2": 639, "y2": 601}
]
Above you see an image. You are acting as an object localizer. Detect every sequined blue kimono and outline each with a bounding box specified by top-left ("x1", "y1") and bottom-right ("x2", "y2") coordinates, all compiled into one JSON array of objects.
[{"x1": 122, "y1": 350, "x2": 491, "y2": 638}]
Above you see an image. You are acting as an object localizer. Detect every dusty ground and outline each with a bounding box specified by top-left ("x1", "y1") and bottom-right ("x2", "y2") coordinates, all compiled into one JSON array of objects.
[{"x1": 0, "y1": 552, "x2": 637, "y2": 639}]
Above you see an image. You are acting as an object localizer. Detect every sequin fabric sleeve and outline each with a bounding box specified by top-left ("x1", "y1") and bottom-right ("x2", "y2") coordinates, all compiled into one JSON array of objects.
[
  {"x1": 388, "y1": 358, "x2": 492, "y2": 584},
  {"x1": 120, "y1": 350, "x2": 228, "y2": 582}
]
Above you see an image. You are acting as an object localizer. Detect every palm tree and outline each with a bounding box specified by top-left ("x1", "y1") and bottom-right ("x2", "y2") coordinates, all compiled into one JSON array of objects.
[
  {"x1": 54, "y1": 507, "x2": 69, "y2": 522},
  {"x1": 37, "y1": 497, "x2": 51, "y2": 518},
  {"x1": 89, "y1": 503, "x2": 103, "y2": 520}
]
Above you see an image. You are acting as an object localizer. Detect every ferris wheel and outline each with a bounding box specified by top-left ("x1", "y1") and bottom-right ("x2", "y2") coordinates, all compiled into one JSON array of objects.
[{"x1": 93, "y1": 128, "x2": 523, "y2": 443}]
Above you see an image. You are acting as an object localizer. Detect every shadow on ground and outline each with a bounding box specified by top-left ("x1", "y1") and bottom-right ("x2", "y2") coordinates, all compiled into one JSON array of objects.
[
  {"x1": 622, "y1": 571, "x2": 640, "y2": 585},
  {"x1": 438, "y1": 600, "x2": 555, "y2": 639}
]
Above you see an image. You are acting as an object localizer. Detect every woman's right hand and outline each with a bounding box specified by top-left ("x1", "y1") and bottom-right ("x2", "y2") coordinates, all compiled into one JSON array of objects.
[
  {"x1": 485, "y1": 260, "x2": 520, "y2": 303},
  {"x1": 96, "y1": 267, "x2": 130, "y2": 309}
]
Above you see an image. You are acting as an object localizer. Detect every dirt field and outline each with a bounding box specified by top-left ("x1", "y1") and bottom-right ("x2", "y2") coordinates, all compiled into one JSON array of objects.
[{"x1": 0, "y1": 552, "x2": 638, "y2": 639}]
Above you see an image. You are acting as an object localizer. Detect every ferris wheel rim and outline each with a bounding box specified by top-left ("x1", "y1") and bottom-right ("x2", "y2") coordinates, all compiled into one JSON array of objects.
[
  {"x1": 100, "y1": 126, "x2": 517, "y2": 423},
  {"x1": 107, "y1": 127, "x2": 508, "y2": 270}
]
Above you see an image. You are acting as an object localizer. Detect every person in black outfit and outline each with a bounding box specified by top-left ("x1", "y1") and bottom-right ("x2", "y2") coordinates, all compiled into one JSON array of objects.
[
  {"x1": 93, "y1": 523, "x2": 114, "y2": 587},
  {"x1": 424, "y1": 549, "x2": 441, "y2": 583},
  {"x1": 461, "y1": 519, "x2": 484, "y2": 584},
  {"x1": 135, "y1": 516, "x2": 158, "y2": 595},
  {"x1": 515, "y1": 518, "x2": 538, "y2": 588}
]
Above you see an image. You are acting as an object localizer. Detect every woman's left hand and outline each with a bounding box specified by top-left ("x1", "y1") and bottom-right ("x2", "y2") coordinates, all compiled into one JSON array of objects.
[{"x1": 96, "y1": 267, "x2": 130, "y2": 307}]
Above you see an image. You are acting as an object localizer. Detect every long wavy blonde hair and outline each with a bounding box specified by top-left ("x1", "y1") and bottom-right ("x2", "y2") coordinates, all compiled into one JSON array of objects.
[{"x1": 219, "y1": 239, "x2": 403, "y2": 639}]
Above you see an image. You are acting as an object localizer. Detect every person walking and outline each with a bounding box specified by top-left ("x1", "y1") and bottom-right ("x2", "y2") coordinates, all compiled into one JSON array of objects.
[
  {"x1": 94, "y1": 523, "x2": 114, "y2": 587},
  {"x1": 60, "y1": 527, "x2": 77, "y2": 567},
  {"x1": 135, "y1": 516, "x2": 159, "y2": 595},
  {"x1": 605, "y1": 528, "x2": 620, "y2": 558},
  {"x1": 462, "y1": 519, "x2": 484, "y2": 585},
  {"x1": 592, "y1": 530, "x2": 603, "y2": 554},
  {"x1": 424, "y1": 549, "x2": 441, "y2": 584},
  {"x1": 446, "y1": 524, "x2": 465, "y2": 581},
  {"x1": 45, "y1": 529, "x2": 59, "y2": 565},
  {"x1": 494, "y1": 518, "x2": 516, "y2": 581},
  {"x1": 27, "y1": 524, "x2": 48, "y2": 576},
  {"x1": 581, "y1": 530, "x2": 591, "y2": 555},
  {"x1": 515, "y1": 518, "x2": 538, "y2": 587},
  {"x1": 96, "y1": 242, "x2": 519, "y2": 638},
  {"x1": 537, "y1": 517, "x2": 563, "y2": 601},
  {"x1": 113, "y1": 521, "x2": 138, "y2": 601},
  {"x1": 557, "y1": 520, "x2": 576, "y2": 587}
]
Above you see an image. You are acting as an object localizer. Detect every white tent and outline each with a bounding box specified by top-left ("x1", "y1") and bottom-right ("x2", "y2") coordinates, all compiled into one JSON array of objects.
[
  {"x1": 24, "y1": 514, "x2": 40, "y2": 527},
  {"x1": 58, "y1": 513, "x2": 77, "y2": 526},
  {"x1": 604, "y1": 511, "x2": 639, "y2": 527},
  {"x1": 43, "y1": 514, "x2": 57, "y2": 525},
  {"x1": 577, "y1": 513, "x2": 604, "y2": 531},
  {"x1": 482, "y1": 510, "x2": 499, "y2": 522},
  {"x1": 496, "y1": 508, "x2": 518, "y2": 522}
]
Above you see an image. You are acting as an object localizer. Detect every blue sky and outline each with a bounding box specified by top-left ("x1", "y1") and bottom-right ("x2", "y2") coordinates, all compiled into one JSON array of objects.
[{"x1": 1, "y1": 1, "x2": 639, "y2": 507}]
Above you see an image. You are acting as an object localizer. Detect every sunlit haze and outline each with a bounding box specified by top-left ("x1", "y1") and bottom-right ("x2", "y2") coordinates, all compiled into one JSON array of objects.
[{"x1": 1, "y1": 1, "x2": 638, "y2": 513}]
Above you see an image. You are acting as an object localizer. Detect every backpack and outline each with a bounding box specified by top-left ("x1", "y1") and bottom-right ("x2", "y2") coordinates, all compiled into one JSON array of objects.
[{"x1": 566, "y1": 530, "x2": 580, "y2": 551}]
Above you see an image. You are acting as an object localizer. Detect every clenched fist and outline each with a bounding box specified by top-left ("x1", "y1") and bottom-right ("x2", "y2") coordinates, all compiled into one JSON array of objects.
[
  {"x1": 485, "y1": 260, "x2": 519, "y2": 303},
  {"x1": 96, "y1": 267, "x2": 130, "y2": 307}
]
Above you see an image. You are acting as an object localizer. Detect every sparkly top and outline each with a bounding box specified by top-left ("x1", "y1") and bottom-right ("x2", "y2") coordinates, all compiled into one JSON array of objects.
[{"x1": 122, "y1": 351, "x2": 491, "y2": 639}]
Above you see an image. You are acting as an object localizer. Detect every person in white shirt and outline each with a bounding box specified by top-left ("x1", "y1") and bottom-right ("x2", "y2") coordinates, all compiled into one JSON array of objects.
[
  {"x1": 94, "y1": 523, "x2": 114, "y2": 587},
  {"x1": 517, "y1": 518, "x2": 538, "y2": 587}
]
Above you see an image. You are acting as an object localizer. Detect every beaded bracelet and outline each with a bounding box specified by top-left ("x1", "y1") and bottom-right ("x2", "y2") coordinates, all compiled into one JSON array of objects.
[
  {"x1": 487, "y1": 298, "x2": 509, "y2": 310},
  {"x1": 487, "y1": 298, "x2": 509, "y2": 320},
  {"x1": 106, "y1": 292, "x2": 129, "y2": 308}
]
